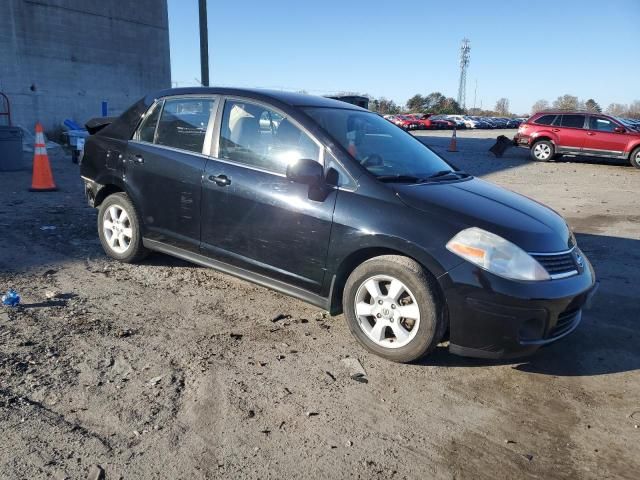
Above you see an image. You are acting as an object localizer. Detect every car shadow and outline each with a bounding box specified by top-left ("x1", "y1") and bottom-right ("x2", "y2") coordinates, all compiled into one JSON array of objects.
[
  {"x1": 413, "y1": 132, "x2": 634, "y2": 177},
  {"x1": 416, "y1": 232, "x2": 640, "y2": 377},
  {"x1": 141, "y1": 252, "x2": 200, "y2": 269}
]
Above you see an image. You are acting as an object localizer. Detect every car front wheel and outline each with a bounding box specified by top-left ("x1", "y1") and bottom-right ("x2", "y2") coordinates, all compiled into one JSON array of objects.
[
  {"x1": 98, "y1": 192, "x2": 148, "y2": 263},
  {"x1": 531, "y1": 140, "x2": 555, "y2": 161},
  {"x1": 342, "y1": 255, "x2": 446, "y2": 363},
  {"x1": 630, "y1": 147, "x2": 640, "y2": 169}
]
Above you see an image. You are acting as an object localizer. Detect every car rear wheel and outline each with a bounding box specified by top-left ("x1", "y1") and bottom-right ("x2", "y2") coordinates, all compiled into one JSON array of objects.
[
  {"x1": 531, "y1": 140, "x2": 555, "y2": 161},
  {"x1": 342, "y1": 255, "x2": 446, "y2": 363},
  {"x1": 629, "y1": 147, "x2": 640, "y2": 169},
  {"x1": 98, "y1": 192, "x2": 148, "y2": 263}
]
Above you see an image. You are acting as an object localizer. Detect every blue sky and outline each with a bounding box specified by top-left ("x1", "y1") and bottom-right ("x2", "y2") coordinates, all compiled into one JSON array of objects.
[{"x1": 168, "y1": 0, "x2": 639, "y2": 114}]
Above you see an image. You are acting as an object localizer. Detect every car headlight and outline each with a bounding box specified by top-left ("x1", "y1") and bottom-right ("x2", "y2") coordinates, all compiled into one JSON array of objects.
[
  {"x1": 446, "y1": 227, "x2": 550, "y2": 281},
  {"x1": 568, "y1": 228, "x2": 577, "y2": 248}
]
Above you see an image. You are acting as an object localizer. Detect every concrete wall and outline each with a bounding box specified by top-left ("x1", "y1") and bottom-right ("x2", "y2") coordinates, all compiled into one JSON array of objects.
[{"x1": 0, "y1": 0, "x2": 170, "y2": 136}]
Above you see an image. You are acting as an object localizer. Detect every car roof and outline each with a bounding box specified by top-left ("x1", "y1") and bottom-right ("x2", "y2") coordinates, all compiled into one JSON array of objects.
[
  {"x1": 533, "y1": 110, "x2": 607, "y2": 115},
  {"x1": 146, "y1": 87, "x2": 368, "y2": 111}
]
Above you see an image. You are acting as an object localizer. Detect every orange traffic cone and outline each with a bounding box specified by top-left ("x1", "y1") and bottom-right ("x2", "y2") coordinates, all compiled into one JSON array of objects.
[
  {"x1": 30, "y1": 123, "x2": 57, "y2": 192},
  {"x1": 447, "y1": 127, "x2": 458, "y2": 152}
]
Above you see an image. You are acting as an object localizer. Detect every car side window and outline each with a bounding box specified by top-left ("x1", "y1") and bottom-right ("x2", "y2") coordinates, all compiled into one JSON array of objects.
[
  {"x1": 154, "y1": 98, "x2": 216, "y2": 153},
  {"x1": 136, "y1": 101, "x2": 162, "y2": 143},
  {"x1": 560, "y1": 114, "x2": 586, "y2": 129},
  {"x1": 219, "y1": 100, "x2": 320, "y2": 174},
  {"x1": 534, "y1": 114, "x2": 556, "y2": 126},
  {"x1": 325, "y1": 151, "x2": 356, "y2": 190},
  {"x1": 589, "y1": 117, "x2": 617, "y2": 132}
]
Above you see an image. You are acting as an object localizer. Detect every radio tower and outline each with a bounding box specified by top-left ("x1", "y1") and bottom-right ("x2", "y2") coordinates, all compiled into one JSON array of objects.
[{"x1": 457, "y1": 38, "x2": 471, "y2": 109}]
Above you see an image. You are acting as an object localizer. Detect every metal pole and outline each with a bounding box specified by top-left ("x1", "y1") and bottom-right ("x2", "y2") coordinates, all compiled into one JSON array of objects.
[
  {"x1": 198, "y1": 0, "x2": 209, "y2": 86},
  {"x1": 473, "y1": 79, "x2": 477, "y2": 110}
]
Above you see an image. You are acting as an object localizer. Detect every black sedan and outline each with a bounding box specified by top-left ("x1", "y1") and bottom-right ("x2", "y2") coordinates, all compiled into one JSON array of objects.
[{"x1": 80, "y1": 88, "x2": 597, "y2": 362}]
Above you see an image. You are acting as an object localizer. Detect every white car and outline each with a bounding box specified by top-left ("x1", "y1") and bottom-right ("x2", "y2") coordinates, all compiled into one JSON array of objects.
[
  {"x1": 461, "y1": 116, "x2": 480, "y2": 129},
  {"x1": 445, "y1": 115, "x2": 467, "y2": 129}
]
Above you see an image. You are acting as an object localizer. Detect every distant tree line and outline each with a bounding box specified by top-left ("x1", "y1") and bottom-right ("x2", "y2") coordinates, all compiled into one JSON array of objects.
[
  {"x1": 531, "y1": 95, "x2": 640, "y2": 119},
  {"x1": 362, "y1": 91, "x2": 640, "y2": 120},
  {"x1": 369, "y1": 92, "x2": 514, "y2": 117},
  {"x1": 405, "y1": 93, "x2": 463, "y2": 115}
]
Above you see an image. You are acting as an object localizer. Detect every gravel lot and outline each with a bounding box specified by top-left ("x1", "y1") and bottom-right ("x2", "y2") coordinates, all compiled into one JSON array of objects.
[{"x1": 1, "y1": 129, "x2": 639, "y2": 479}]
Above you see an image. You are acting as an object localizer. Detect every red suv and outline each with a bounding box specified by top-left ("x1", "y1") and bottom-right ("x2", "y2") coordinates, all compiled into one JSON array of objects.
[{"x1": 514, "y1": 111, "x2": 640, "y2": 168}]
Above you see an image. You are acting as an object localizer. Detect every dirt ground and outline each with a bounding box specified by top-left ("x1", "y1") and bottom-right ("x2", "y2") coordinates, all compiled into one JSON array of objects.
[{"x1": 1, "y1": 130, "x2": 639, "y2": 479}]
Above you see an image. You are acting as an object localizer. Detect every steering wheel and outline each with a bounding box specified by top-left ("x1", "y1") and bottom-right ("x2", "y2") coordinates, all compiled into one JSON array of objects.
[{"x1": 360, "y1": 154, "x2": 384, "y2": 168}]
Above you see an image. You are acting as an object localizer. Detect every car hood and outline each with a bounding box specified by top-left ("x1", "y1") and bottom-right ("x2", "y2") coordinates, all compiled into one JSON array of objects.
[{"x1": 393, "y1": 177, "x2": 573, "y2": 253}]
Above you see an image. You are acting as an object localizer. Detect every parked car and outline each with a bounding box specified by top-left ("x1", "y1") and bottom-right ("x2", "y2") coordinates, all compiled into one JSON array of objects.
[
  {"x1": 506, "y1": 118, "x2": 523, "y2": 129},
  {"x1": 81, "y1": 88, "x2": 597, "y2": 362},
  {"x1": 410, "y1": 113, "x2": 435, "y2": 130},
  {"x1": 429, "y1": 115, "x2": 456, "y2": 129},
  {"x1": 619, "y1": 117, "x2": 640, "y2": 132},
  {"x1": 489, "y1": 117, "x2": 509, "y2": 128},
  {"x1": 391, "y1": 114, "x2": 421, "y2": 131},
  {"x1": 444, "y1": 115, "x2": 467, "y2": 129},
  {"x1": 461, "y1": 116, "x2": 481, "y2": 129},
  {"x1": 481, "y1": 117, "x2": 499, "y2": 128},
  {"x1": 514, "y1": 111, "x2": 640, "y2": 168},
  {"x1": 469, "y1": 116, "x2": 493, "y2": 129}
]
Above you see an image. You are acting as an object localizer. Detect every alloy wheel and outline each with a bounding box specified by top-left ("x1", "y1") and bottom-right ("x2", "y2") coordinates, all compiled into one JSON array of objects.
[
  {"x1": 354, "y1": 275, "x2": 420, "y2": 349},
  {"x1": 533, "y1": 143, "x2": 552, "y2": 160},
  {"x1": 102, "y1": 205, "x2": 133, "y2": 254}
]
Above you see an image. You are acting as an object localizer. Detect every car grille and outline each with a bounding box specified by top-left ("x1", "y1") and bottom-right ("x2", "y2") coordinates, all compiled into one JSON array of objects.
[
  {"x1": 547, "y1": 308, "x2": 580, "y2": 338},
  {"x1": 530, "y1": 250, "x2": 578, "y2": 279}
]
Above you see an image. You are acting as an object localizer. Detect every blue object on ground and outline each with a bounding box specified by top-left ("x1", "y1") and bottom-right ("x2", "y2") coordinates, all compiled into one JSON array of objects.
[
  {"x1": 102, "y1": 100, "x2": 108, "y2": 117},
  {"x1": 63, "y1": 119, "x2": 83, "y2": 131},
  {"x1": 1, "y1": 289, "x2": 20, "y2": 307}
]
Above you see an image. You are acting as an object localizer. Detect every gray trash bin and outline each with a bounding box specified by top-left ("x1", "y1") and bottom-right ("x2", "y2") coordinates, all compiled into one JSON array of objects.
[{"x1": 0, "y1": 126, "x2": 25, "y2": 171}]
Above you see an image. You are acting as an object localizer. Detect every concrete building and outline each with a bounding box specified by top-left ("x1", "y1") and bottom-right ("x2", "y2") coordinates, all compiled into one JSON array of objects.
[{"x1": 0, "y1": 0, "x2": 171, "y2": 135}]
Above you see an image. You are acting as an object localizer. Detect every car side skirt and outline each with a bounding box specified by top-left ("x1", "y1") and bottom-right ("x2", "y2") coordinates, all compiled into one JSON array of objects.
[
  {"x1": 142, "y1": 238, "x2": 331, "y2": 311},
  {"x1": 556, "y1": 146, "x2": 627, "y2": 159}
]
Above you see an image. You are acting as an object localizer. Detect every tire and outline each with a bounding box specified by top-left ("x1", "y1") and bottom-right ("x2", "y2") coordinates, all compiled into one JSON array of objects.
[
  {"x1": 530, "y1": 140, "x2": 555, "y2": 161},
  {"x1": 629, "y1": 147, "x2": 640, "y2": 169},
  {"x1": 98, "y1": 192, "x2": 148, "y2": 263},
  {"x1": 342, "y1": 255, "x2": 446, "y2": 363}
]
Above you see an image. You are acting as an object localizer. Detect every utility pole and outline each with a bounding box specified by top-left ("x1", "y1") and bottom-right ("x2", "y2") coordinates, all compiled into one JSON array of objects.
[
  {"x1": 198, "y1": 0, "x2": 209, "y2": 86},
  {"x1": 473, "y1": 79, "x2": 477, "y2": 110}
]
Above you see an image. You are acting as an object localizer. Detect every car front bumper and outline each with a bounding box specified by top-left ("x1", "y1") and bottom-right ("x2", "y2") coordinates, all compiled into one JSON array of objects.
[{"x1": 439, "y1": 253, "x2": 597, "y2": 359}]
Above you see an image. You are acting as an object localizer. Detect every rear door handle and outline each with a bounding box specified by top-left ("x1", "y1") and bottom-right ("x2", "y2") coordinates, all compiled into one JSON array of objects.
[
  {"x1": 131, "y1": 154, "x2": 144, "y2": 164},
  {"x1": 208, "y1": 174, "x2": 231, "y2": 187},
  {"x1": 552, "y1": 128, "x2": 560, "y2": 132},
  {"x1": 586, "y1": 132, "x2": 596, "y2": 136}
]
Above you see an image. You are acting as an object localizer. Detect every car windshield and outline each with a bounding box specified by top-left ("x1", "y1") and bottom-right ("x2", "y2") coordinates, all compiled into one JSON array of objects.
[{"x1": 304, "y1": 107, "x2": 455, "y2": 180}]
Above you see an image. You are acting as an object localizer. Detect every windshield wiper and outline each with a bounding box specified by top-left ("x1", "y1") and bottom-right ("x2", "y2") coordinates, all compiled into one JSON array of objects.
[
  {"x1": 426, "y1": 169, "x2": 470, "y2": 180},
  {"x1": 427, "y1": 169, "x2": 457, "y2": 178},
  {"x1": 376, "y1": 175, "x2": 425, "y2": 183}
]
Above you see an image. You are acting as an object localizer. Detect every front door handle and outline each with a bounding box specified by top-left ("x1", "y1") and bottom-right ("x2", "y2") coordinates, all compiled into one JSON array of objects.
[
  {"x1": 586, "y1": 132, "x2": 596, "y2": 136},
  {"x1": 552, "y1": 128, "x2": 560, "y2": 132},
  {"x1": 131, "y1": 154, "x2": 144, "y2": 164},
  {"x1": 208, "y1": 174, "x2": 231, "y2": 187}
]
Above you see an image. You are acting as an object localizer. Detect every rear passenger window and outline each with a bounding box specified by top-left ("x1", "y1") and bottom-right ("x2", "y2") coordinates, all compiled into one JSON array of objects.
[
  {"x1": 136, "y1": 102, "x2": 162, "y2": 143},
  {"x1": 154, "y1": 98, "x2": 216, "y2": 153},
  {"x1": 560, "y1": 115, "x2": 585, "y2": 129},
  {"x1": 534, "y1": 114, "x2": 556, "y2": 125}
]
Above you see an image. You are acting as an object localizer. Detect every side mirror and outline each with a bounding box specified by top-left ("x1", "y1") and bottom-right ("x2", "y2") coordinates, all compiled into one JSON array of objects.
[
  {"x1": 614, "y1": 126, "x2": 626, "y2": 133},
  {"x1": 286, "y1": 158, "x2": 324, "y2": 186}
]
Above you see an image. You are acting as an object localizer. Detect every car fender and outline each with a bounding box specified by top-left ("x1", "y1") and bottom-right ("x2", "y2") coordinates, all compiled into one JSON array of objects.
[
  {"x1": 626, "y1": 139, "x2": 640, "y2": 156},
  {"x1": 323, "y1": 229, "x2": 462, "y2": 314},
  {"x1": 529, "y1": 130, "x2": 558, "y2": 145}
]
